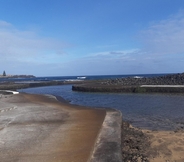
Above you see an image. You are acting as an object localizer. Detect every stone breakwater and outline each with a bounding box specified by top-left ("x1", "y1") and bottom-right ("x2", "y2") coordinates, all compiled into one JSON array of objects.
[
  {"x1": 0, "y1": 80, "x2": 85, "y2": 91},
  {"x1": 72, "y1": 73, "x2": 184, "y2": 93},
  {"x1": 0, "y1": 81, "x2": 64, "y2": 90},
  {"x1": 101, "y1": 73, "x2": 184, "y2": 86}
]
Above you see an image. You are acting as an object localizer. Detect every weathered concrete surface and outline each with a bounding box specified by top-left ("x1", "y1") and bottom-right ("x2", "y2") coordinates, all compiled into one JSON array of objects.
[
  {"x1": 89, "y1": 110, "x2": 122, "y2": 162},
  {"x1": 141, "y1": 85, "x2": 184, "y2": 87},
  {"x1": 138, "y1": 85, "x2": 184, "y2": 93},
  {"x1": 0, "y1": 93, "x2": 106, "y2": 162}
]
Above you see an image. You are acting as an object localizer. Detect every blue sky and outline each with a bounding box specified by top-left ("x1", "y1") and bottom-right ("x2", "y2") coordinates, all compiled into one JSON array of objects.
[{"x1": 0, "y1": 0, "x2": 184, "y2": 76}]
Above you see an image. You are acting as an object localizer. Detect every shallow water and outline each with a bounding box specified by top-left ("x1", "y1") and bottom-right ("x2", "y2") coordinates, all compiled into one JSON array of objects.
[{"x1": 18, "y1": 85, "x2": 184, "y2": 131}]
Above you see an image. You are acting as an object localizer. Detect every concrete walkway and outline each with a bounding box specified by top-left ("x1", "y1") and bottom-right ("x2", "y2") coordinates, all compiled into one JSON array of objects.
[
  {"x1": 141, "y1": 85, "x2": 184, "y2": 87},
  {"x1": 0, "y1": 93, "x2": 122, "y2": 162},
  {"x1": 90, "y1": 110, "x2": 122, "y2": 162}
]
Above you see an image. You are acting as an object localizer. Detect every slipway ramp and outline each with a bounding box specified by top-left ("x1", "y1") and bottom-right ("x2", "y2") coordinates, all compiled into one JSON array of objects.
[{"x1": 89, "y1": 110, "x2": 122, "y2": 162}]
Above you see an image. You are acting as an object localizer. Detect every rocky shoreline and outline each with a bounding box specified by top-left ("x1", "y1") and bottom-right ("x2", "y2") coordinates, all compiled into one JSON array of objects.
[
  {"x1": 102, "y1": 73, "x2": 184, "y2": 86},
  {"x1": 121, "y1": 121, "x2": 184, "y2": 162},
  {"x1": 121, "y1": 121, "x2": 151, "y2": 162},
  {"x1": 72, "y1": 73, "x2": 184, "y2": 93}
]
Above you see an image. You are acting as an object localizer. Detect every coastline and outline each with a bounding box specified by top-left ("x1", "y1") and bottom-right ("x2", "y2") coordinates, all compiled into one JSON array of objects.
[
  {"x1": 1, "y1": 72, "x2": 184, "y2": 161},
  {"x1": 1, "y1": 73, "x2": 184, "y2": 94},
  {"x1": 1, "y1": 91, "x2": 184, "y2": 161},
  {"x1": 0, "y1": 80, "x2": 81, "y2": 91},
  {"x1": 53, "y1": 92, "x2": 184, "y2": 162},
  {"x1": 0, "y1": 92, "x2": 107, "y2": 162},
  {"x1": 25, "y1": 91, "x2": 184, "y2": 161}
]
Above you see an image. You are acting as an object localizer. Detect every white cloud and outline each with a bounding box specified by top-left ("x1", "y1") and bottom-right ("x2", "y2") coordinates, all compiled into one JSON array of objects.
[
  {"x1": 139, "y1": 10, "x2": 184, "y2": 56},
  {"x1": 73, "y1": 10, "x2": 184, "y2": 75},
  {"x1": 0, "y1": 20, "x2": 12, "y2": 28},
  {"x1": 88, "y1": 49, "x2": 139, "y2": 58},
  {"x1": 2, "y1": 9, "x2": 184, "y2": 76},
  {"x1": 0, "y1": 20, "x2": 69, "y2": 63}
]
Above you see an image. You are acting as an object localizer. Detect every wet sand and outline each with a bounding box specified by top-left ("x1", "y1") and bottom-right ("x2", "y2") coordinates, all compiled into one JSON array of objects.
[
  {"x1": 0, "y1": 93, "x2": 106, "y2": 162},
  {"x1": 145, "y1": 129, "x2": 184, "y2": 162},
  {"x1": 122, "y1": 121, "x2": 184, "y2": 162}
]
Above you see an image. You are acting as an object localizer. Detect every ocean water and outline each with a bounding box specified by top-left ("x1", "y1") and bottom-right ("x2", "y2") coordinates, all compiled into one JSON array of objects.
[{"x1": 18, "y1": 78, "x2": 184, "y2": 131}]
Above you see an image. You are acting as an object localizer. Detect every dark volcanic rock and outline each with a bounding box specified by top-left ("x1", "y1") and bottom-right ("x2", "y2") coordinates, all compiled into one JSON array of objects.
[
  {"x1": 121, "y1": 121, "x2": 152, "y2": 162},
  {"x1": 0, "y1": 81, "x2": 64, "y2": 90},
  {"x1": 104, "y1": 73, "x2": 184, "y2": 86}
]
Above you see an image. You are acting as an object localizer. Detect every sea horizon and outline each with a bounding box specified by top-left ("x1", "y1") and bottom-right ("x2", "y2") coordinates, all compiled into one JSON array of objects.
[
  {"x1": 36, "y1": 72, "x2": 177, "y2": 78},
  {"x1": 0, "y1": 72, "x2": 178, "y2": 83}
]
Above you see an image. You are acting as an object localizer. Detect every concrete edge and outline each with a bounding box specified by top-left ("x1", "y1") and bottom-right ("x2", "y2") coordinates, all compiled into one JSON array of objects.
[{"x1": 89, "y1": 110, "x2": 122, "y2": 162}]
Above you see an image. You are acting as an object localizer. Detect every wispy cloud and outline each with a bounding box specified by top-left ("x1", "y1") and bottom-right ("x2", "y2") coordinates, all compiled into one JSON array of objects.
[
  {"x1": 2, "y1": 8, "x2": 184, "y2": 76},
  {"x1": 96, "y1": 44, "x2": 118, "y2": 49},
  {"x1": 88, "y1": 10, "x2": 184, "y2": 63},
  {"x1": 0, "y1": 20, "x2": 12, "y2": 28},
  {"x1": 139, "y1": 10, "x2": 184, "y2": 56},
  {"x1": 88, "y1": 49, "x2": 139, "y2": 58},
  {"x1": 0, "y1": 20, "x2": 69, "y2": 63},
  {"x1": 70, "y1": 10, "x2": 184, "y2": 75}
]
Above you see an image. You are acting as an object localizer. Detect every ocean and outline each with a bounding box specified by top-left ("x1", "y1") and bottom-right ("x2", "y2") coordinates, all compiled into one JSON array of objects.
[{"x1": 9, "y1": 73, "x2": 184, "y2": 131}]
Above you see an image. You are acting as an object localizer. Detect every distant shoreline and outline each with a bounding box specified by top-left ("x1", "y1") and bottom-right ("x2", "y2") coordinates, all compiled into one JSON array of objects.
[
  {"x1": 0, "y1": 75, "x2": 35, "y2": 78},
  {"x1": 0, "y1": 80, "x2": 84, "y2": 91},
  {"x1": 1, "y1": 73, "x2": 184, "y2": 93}
]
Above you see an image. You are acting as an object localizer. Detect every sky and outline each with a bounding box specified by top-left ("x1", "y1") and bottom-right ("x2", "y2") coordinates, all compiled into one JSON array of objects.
[{"x1": 0, "y1": 0, "x2": 184, "y2": 76}]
